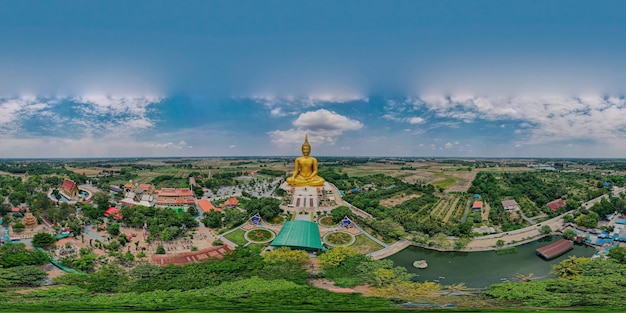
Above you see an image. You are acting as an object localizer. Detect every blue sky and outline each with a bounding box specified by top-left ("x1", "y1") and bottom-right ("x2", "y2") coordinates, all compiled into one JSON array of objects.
[{"x1": 1, "y1": 0, "x2": 626, "y2": 158}]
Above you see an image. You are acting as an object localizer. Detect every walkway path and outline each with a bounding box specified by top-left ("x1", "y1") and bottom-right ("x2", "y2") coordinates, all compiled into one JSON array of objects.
[
  {"x1": 368, "y1": 239, "x2": 410, "y2": 260},
  {"x1": 84, "y1": 225, "x2": 107, "y2": 242},
  {"x1": 354, "y1": 224, "x2": 387, "y2": 248}
]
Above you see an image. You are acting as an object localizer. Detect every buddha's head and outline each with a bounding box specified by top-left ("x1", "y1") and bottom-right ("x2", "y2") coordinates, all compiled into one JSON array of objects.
[{"x1": 302, "y1": 134, "x2": 311, "y2": 156}]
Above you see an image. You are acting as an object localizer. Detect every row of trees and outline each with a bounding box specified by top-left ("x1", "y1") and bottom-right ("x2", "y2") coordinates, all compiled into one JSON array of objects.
[{"x1": 486, "y1": 256, "x2": 626, "y2": 307}]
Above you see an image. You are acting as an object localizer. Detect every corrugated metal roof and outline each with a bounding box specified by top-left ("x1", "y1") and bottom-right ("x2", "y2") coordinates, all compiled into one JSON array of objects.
[{"x1": 270, "y1": 220, "x2": 325, "y2": 250}]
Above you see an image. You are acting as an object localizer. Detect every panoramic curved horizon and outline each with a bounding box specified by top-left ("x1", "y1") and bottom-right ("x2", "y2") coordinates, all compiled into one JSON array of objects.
[{"x1": 1, "y1": 0, "x2": 626, "y2": 158}]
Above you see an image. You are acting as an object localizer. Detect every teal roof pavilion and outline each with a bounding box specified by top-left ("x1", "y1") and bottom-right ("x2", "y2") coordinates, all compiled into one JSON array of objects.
[{"x1": 270, "y1": 220, "x2": 326, "y2": 251}]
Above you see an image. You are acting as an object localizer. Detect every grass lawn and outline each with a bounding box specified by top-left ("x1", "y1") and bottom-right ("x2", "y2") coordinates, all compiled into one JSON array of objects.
[
  {"x1": 319, "y1": 216, "x2": 335, "y2": 227},
  {"x1": 247, "y1": 243, "x2": 269, "y2": 253},
  {"x1": 246, "y1": 229, "x2": 273, "y2": 242},
  {"x1": 432, "y1": 173, "x2": 456, "y2": 189},
  {"x1": 224, "y1": 229, "x2": 248, "y2": 246},
  {"x1": 350, "y1": 234, "x2": 384, "y2": 254}
]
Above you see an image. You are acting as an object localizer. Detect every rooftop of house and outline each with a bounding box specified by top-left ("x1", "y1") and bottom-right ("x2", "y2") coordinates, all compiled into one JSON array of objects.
[
  {"x1": 547, "y1": 199, "x2": 566, "y2": 211},
  {"x1": 502, "y1": 199, "x2": 518, "y2": 207},
  {"x1": 156, "y1": 188, "x2": 194, "y2": 197}
]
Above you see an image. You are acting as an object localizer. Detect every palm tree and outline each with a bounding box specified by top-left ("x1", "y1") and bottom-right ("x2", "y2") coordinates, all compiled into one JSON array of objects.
[
  {"x1": 445, "y1": 282, "x2": 468, "y2": 295},
  {"x1": 550, "y1": 255, "x2": 583, "y2": 278},
  {"x1": 513, "y1": 273, "x2": 535, "y2": 282}
]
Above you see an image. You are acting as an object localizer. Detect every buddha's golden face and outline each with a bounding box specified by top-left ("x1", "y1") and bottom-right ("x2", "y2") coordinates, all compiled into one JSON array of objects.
[{"x1": 302, "y1": 145, "x2": 311, "y2": 156}]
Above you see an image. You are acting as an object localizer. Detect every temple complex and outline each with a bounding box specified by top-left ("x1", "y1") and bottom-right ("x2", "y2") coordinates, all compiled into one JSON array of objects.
[{"x1": 280, "y1": 135, "x2": 338, "y2": 210}]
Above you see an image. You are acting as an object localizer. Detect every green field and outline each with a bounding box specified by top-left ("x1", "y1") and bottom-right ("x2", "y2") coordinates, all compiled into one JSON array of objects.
[
  {"x1": 224, "y1": 229, "x2": 247, "y2": 246},
  {"x1": 350, "y1": 234, "x2": 384, "y2": 254}
]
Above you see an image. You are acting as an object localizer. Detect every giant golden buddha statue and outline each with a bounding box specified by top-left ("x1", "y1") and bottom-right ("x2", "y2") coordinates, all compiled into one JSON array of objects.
[{"x1": 286, "y1": 134, "x2": 325, "y2": 187}]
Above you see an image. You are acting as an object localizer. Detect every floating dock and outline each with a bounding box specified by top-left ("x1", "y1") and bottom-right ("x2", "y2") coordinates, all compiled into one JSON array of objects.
[{"x1": 536, "y1": 238, "x2": 574, "y2": 259}]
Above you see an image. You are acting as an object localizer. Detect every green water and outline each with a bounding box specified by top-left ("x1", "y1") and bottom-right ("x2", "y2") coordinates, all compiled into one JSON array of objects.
[{"x1": 386, "y1": 236, "x2": 596, "y2": 288}]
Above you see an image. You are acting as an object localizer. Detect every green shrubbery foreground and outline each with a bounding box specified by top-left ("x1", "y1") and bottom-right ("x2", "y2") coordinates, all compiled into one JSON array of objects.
[
  {"x1": 4, "y1": 243, "x2": 626, "y2": 311},
  {"x1": 0, "y1": 279, "x2": 391, "y2": 311}
]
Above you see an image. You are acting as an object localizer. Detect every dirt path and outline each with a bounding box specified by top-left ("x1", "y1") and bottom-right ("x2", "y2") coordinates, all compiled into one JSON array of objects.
[
  {"x1": 308, "y1": 279, "x2": 371, "y2": 294},
  {"x1": 481, "y1": 202, "x2": 491, "y2": 221}
]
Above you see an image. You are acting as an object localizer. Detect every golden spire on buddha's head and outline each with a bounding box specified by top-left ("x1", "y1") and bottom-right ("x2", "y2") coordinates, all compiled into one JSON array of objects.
[
  {"x1": 301, "y1": 133, "x2": 311, "y2": 155},
  {"x1": 303, "y1": 133, "x2": 310, "y2": 148}
]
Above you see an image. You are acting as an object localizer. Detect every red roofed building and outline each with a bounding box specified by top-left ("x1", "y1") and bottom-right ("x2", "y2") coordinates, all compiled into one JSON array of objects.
[
  {"x1": 104, "y1": 207, "x2": 122, "y2": 219},
  {"x1": 197, "y1": 199, "x2": 222, "y2": 213},
  {"x1": 154, "y1": 188, "x2": 196, "y2": 209},
  {"x1": 139, "y1": 184, "x2": 156, "y2": 194},
  {"x1": 502, "y1": 199, "x2": 519, "y2": 210},
  {"x1": 472, "y1": 201, "x2": 483, "y2": 212},
  {"x1": 547, "y1": 199, "x2": 566, "y2": 212},
  {"x1": 220, "y1": 197, "x2": 239, "y2": 209},
  {"x1": 60, "y1": 178, "x2": 79, "y2": 199}
]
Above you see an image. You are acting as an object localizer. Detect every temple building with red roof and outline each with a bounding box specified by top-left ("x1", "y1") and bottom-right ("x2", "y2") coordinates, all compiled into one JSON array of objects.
[
  {"x1": 197, "y1": 199, "x2": 222, "y2": 213},
  {"x1": 60, "y1": 178, "x2": 79, "y2": 199},
  {"x1": 104, "y1": 207, "x2": 123, "y2": 219},
  {"x1": 220, "y1": 197, "x2": 239, "y2": 209},
  {"x1": 154, "y1": 188, "x2": 196, "y2": 209}
]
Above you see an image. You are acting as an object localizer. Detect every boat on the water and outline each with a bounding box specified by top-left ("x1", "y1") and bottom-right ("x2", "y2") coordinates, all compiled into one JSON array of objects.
[{"x1": 413, "y1": 259, "x2": 428, "y2": 268}]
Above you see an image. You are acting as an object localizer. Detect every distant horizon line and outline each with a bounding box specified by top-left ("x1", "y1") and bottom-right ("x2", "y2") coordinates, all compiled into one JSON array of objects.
[{"x1": 0, "y1": 156, "x2": 625, "y2": 161}]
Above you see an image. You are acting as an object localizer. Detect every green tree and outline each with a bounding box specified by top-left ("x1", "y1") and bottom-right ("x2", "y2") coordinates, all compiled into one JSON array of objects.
[
  {"x1": 551, "y1": 256, "x2": 589, "y2": 278},
  {"x1": 0, "y1": 243, "x2": 50, "y2": 267},
  {"x1": 12, "y1": 222, "x2": 25, "y2": 232},
  {"x1": 107, "y1": 223, "x2": 120, "y2": 236},
  {"x1": 187, "y1": 205, "x2": 199, "y2": 216},
  {"x1": 0, "y1": 265, "x2": 47, "y2": 287},
  {"x1": 330, "y1": 206, "x2": 353, "y2": 223},
  {"x1": 562, "y1": 228, "x2": 577, "y2": 240},
  {"x1": 539, "y1": 225, "x2": 552, "y2": 234},
  {"x1": 318, "y1": 246, "x2": 360, "y2": 268},
  {"x1": 244, "y1": 197, "x2": 282, "y2": 220},
  {"x1": 32, "y1": 232, "x2": 56, "y2": 248},
  {"x1": 262, "y1": 247, "x2": 310, "y2": 264},
  {"x1": 155, "y1": 244, "x2": 166, "y2": 254},
  {"x1": 608, "y1": 246, "x2": 626, "y2": 263},
  {"x1": 86, "y1": 263, "x2": 129, "y2": 293},
  {"x1": 92, "y1": 191, "x2": 111, "y2": 209},
  {"x1": 202, "y1": 210, "x2": 224, "y2": 229}
]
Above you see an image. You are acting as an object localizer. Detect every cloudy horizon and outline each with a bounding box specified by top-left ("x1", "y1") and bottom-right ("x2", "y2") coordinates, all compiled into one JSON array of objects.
[{"x1": 1, "y1": 1, "x2": 625, "y2": 158}]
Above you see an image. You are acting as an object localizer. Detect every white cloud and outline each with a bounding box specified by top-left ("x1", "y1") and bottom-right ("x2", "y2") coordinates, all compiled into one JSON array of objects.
[
  {"x1": 0, "y1": 98, "x2": 52, "y2": 131},
  {"x1": 403, "y1": 95, "x2": 626, "y2": 145},
  {"x1": 229, "y1": 145, "x2": 236, "y2": 149},
  {"x1": 71, "y1": 95, "x2": 162, "y2": 134},
  {"x1": 270, "y1": 108, "x2": 286, "y2": 117},
  {"x1": 268, "y1": 109, "x2": 363, "y2": 146},
  {"x1": 292, "y1": 109, "x2": 363, "y2": 131},
  {"x1": 72, "y1": 95, "x2": 162, "y2": 115},
  {"x1": 151, "y1": 141, "x2": 192, "y2": 149},
  {"x1": 408, "y1": 117, "x2": 425, "y2": 124},
  {"x1": 445, "y1": 142, "x2": 453, "y2": 149},
  {"x1": 247, "y1": 94, "x2": 368, "y2": 118}
]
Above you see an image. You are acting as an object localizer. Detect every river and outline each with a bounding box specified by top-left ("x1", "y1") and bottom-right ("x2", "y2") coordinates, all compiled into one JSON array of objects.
[{"x1": 386, "y1": 236, "x2": 595, "y2": 288}]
